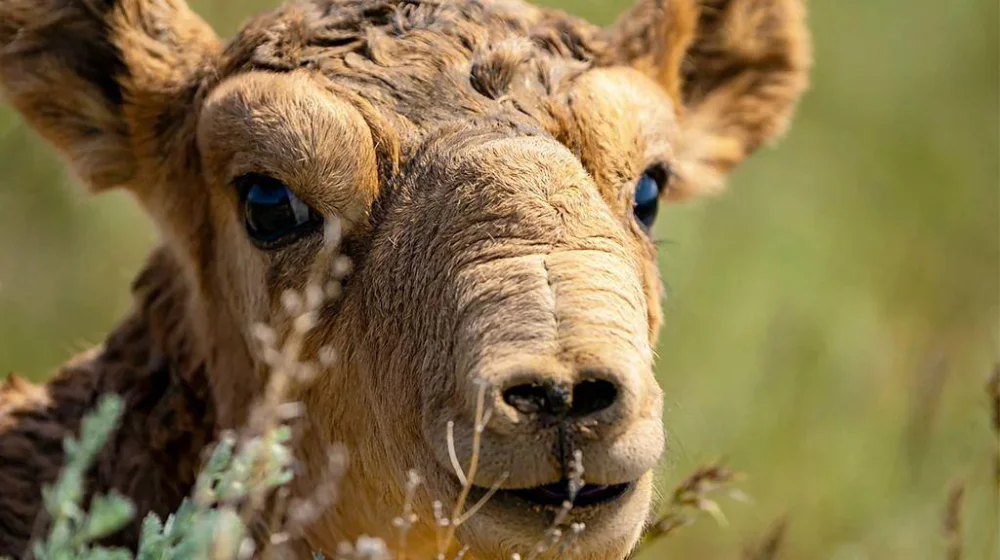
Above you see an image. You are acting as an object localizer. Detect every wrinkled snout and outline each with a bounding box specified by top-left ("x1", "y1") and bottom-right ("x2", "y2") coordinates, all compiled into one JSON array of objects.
[
  {"x1": 430, "y1": 247, "x2": 664, "y2": 489},
  {"x1": 464, "y1": 246, "x2": 657, "y2": 439},
  {"x1": 396, "y1": 133, "x2": 665, "y2": 491}
]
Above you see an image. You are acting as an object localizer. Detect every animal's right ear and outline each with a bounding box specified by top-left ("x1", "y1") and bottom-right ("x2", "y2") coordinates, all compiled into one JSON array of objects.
[
  {"x1": 605, "y1": 0, "x2": 810, "y2": 198},
  {"x1": 0, "y1": 0, "x2": 220, "y2": 192}
]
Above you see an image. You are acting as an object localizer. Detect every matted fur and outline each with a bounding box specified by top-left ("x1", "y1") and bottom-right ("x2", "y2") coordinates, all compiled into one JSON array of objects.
[{"x1": 0, "y1": 0, "x2": 810, "y2": 558}]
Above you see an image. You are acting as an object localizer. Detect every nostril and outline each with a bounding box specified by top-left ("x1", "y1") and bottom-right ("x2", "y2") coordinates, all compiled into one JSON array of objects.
[
  {"x1": 501, "y1": 377, "x2": 617, "y2": 418},
  {"x1": 571, "y1": 379, "x2": 618, "y2": 416},
  {"x1": 502, "y1": 382, "x2": 572, "y2": 416},
  {"x1": 502, "y1": 383, "x2": 549, "y2": 414}
]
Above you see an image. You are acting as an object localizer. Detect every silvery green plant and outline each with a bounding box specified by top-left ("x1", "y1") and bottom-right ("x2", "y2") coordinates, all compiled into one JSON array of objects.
[
  {"x1": 31, "y1": 394, "x2": 134, "y2": 560},
  {"x1": 25, "y1": 394, "x2": 298, "y2": 560}
]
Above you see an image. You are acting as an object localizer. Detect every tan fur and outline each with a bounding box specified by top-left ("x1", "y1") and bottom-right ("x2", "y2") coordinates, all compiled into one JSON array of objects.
[{"x1": 0, "y1": 0, "x2": 810, "y2": 558}]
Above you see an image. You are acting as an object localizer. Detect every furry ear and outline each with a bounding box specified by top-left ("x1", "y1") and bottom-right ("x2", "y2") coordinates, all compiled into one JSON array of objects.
[
  {"x1": 606, "y1": 0, "x2": 811, "y2": 197},
  {"x1": 0, "y1": 0, "x2": 220, "y2": 192}
]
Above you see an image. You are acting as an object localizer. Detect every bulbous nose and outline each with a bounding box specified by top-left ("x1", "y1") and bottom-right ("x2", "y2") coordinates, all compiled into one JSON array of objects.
[{"x1": 502, "y1": 378, "x2": 620, "y2": 419}]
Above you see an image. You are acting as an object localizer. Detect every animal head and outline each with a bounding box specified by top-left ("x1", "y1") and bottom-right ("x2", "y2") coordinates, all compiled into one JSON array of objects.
[{"x1": 0, "y1": 0, "x2": 809, "y2": 557}]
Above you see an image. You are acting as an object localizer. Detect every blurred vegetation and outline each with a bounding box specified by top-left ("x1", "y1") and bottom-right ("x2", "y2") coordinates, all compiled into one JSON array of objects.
[{"x1": 0, "y1": 0, "x2": 996, "y2": 558}]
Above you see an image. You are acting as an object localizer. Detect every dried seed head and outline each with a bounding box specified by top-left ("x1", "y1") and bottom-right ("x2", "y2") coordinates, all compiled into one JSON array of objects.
[
  {"x1": 305, "y1": 283, "x2": 325, "y2": 310},
  {"x1": 568, "y1": 450, "x2": 585, "y2": 500},
  {"x1": 319, "y1": 345, "x2": 338, "y2": 367},
  {"x1": 293, "y1": 311, "x2": 316, "y2": 334},
  {"x1": 237, "y1": 537, "x2": 256, "y2": 559},
  {"x1": 324, "y1": 280, "x2": 342, "y2": 300},
  {"x1": 354, "y1": 536, "x2": 389, "y2": 559},
  {"x1": 251, "y1": 323, "x2": 277, "y2": 348},
  {"x1": 275, "y1": 402, "x2": 306, "y2": 421},
  {"x1": 332, "y1": 255, "x2": 353, "y2": 278},
  {"x1": 296, "y1": 362, "x2": 318, "y2": 382},
  {"x1": 323, "y1": 218, "x2": 343, "y2": 249},
  {"x1": 263, "y1": 347, "x2": 282, "y2": 367},
  {"x1": 281, "y1": 290, "x2": 303, "y2": 315},
  {"x1": 406, "y1": 469, "x2": 423, "y2": 488}
]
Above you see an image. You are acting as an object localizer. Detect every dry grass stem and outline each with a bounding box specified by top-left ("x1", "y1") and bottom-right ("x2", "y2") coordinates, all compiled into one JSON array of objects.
[
  {"x1": 742, "y1": 516, "x2": 789, "y2": 560},
  {"x1": 446, "y1": 422, "x2": 468, "y2": 487},
  {"x1": 987, "y1": 364, "x2": 1000, "y2": 558},
  {"x1": 226, "y1": 218, "x2": 351, "y2": 554},
  {"x1": 988, "y1": 365, "x2": 1000, "y2": 501},
  {"x1": 392, "y1": 469, "x2": 423, "y2": 560},
  {"x1": 942, "y1": 479, "x2": 965, "y2": 560},
  {"x1": 456, "y1": 473, "x2": 509, "y2": 527},
  {"x1": 523, "y1": 450, "x2": 585, "y2": 560},
  {"x1": 436, "y1": 381, "x2": 504, "y2": 557},
  {"x1": 287, "y1": 446, "x2": 350, "y2": 532}
]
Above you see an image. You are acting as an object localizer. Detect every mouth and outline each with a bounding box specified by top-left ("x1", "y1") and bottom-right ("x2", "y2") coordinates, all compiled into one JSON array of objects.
[{"x1": 500, "y1": 480, "x2": 633, "y2": 508}]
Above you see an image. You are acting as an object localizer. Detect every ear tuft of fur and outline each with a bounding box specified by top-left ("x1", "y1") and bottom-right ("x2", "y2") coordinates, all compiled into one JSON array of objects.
[
  {"x1": 606, "y1": 0, "x2": 699, "y2": 109},
  {"x1": 0, "y1": 0, "x2": 135, "y2": 190},
  {"x1": 674, "y1": 0, "x2": 810, "y2": 197},
  {"x1": 607, "y1": 0, "x2": 811, "y2": 198},
  {"x1": 0, "y1": 0, "x2": 219, "y2": 192}
]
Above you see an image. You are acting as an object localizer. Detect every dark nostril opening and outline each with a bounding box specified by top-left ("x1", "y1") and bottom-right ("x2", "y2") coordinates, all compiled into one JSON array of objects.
[
  {"x1": 502, "y1": 382, "x2": 571, "y2": 416},
  {"x1": 503, "y1": 378, "x2": 616, "y2": 418},
  {"x1": 571, "y1": 379, "x2": 618, "y2": 416},
  {"x1": 503, "y1": 383, "x2": 550, "y2": 415}
]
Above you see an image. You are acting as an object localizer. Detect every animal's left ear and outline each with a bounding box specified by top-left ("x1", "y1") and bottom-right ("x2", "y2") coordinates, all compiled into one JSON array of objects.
[
  {"x1": 605, "y1": 0, "x2": 811, "y2": 198},
  {"x1": 0, "y1": 0, "x2": 220, "y2": 193}
]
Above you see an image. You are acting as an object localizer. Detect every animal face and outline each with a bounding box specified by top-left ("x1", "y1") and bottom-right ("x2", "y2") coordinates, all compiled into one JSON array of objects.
[{"x1": 0, "y1": 0, "x2": 809, "y2": 557}]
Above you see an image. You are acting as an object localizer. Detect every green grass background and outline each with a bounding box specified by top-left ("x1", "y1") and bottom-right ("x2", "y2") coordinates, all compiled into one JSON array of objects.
[{"x1": 0, "y1": 0, "x2": 996, "y2": 557}]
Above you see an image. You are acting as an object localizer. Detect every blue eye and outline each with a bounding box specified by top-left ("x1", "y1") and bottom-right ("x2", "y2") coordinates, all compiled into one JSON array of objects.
[
  {"x1": 633, "y1": 165, "x2": 670, "y2": 229},
  {"x1": 237, "y1": 174, "x2": 322, "y2": 249}
]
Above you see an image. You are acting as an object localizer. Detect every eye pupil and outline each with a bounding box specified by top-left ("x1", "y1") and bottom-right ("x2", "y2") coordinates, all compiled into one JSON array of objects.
[
  {"x1": 633, "y1": 166, "x2": 669, "y2": 229},
  {"x1": 239, "y1": 175, "x2": 321, "y2": 248}
]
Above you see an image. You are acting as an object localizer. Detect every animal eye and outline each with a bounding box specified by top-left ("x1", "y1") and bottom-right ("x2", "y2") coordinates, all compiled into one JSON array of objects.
[
  {"x1": 236, "y1": 174, "x2": 322, "y2": 249},
  {"x1": 633, "y1": 165, "x2": 670, "y2": 229}
]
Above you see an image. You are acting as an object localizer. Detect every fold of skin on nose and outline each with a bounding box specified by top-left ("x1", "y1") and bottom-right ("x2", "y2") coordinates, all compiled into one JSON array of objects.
[
  {"x1": 481, "y1": 248, "x2": 651, "y2": 434},
  {"x1": 425, "y1": 245, "x2": 663, "y2": 488}
]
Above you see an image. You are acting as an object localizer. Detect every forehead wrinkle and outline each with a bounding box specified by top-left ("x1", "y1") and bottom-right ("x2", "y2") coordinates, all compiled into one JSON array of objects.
[{"x1": 214, "y1": 0, "x2": 606, "y2": 133}]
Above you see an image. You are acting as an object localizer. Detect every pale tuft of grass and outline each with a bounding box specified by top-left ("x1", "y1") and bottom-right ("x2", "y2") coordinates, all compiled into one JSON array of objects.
[{"x1": 634, "y1": 461, "x2": 747, "y2": 555}]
